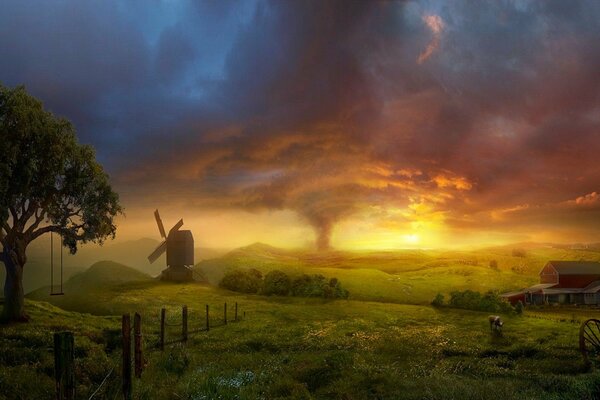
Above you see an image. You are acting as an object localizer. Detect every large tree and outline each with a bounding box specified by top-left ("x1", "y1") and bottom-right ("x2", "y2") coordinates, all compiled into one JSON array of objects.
[{"x1": 0, "y1": 85, "x2": 122, "y2": 322}]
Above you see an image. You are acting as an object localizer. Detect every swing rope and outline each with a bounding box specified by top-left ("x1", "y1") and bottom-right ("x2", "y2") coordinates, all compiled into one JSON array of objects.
[{"x1": 50, "y1": 231, "x2": 65, "y2": 296}]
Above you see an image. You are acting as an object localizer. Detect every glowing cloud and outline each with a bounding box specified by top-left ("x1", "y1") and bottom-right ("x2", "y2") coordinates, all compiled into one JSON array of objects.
[{"x1": 417, "y1": 14, "x2": 445, "y2": 64}]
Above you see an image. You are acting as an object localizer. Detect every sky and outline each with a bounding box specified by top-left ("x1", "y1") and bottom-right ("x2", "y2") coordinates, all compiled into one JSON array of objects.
[{"x1": 2, "y1": 0, "x2": 600, "y2": 250}]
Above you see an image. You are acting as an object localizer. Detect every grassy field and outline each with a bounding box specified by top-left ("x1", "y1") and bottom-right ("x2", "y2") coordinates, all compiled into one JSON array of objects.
[
  {"x1": 5, "y1": 245, "x2": 600, "y2": 399},
  {"x1": 194, "y1": 243, "x2": 600, "y2": 304}
]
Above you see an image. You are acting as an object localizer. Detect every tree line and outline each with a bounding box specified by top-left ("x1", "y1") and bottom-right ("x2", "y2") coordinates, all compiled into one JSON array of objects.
[{"x1": 219, "y1": 268, "x2": 349, "y2": 299}]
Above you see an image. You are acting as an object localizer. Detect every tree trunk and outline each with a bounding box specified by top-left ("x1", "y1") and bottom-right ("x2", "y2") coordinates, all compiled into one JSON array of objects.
[{"x1": 1, "y1": 247, "x2": 28, "y2": 323}]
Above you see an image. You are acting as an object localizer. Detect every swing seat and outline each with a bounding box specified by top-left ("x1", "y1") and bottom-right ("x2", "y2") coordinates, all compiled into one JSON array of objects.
[{"x1": 50, "y1": 292, "x2": 65, "y2": 296}]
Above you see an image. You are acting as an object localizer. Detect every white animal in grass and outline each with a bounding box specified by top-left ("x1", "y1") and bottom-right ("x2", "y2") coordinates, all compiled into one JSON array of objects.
[{"x1": 488, "y1": 315, "x2": 504, "y2": 331}]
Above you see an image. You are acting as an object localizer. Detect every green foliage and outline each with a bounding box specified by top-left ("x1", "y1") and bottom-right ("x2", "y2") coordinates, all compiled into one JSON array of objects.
[
  {"x1": 448, "y1": 290, "x2": 515, "y2": 313},
  {"x1": 219, "y1": 268, "x2": 262, "y2": 293},
  {"x1": 291, "y1": 274, "x2": 349, "y2": 299},
  {"x1": 0, "y1": 84, "x2": 122, "y2": 252},
  {"x1": 158, "y1": 344, "x2": 190, "y2": 376},
  {"x1": 431, "y1": 293, "x2": 445, "y2": 307},
  {"x1": 262, "y1": 270, "x2": 291, "y2": 296},
  {"x1": 515, "y1": 300, "x2": 524, "y2": 315},
  {"x1": 219, "y1": 269, "x2": 349, "y2": 299}
]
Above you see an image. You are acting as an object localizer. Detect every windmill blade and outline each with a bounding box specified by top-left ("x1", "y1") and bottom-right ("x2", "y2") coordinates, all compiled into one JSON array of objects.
[
  {"x1": 148, "y1": 241, "x2": 167, "y2": 264},
  {"x1": 154, "y1": 209, "x2": 166, "y2": 238},
  {"x1": 169, "y1": 219, "x2": 184, "y2": 236}
]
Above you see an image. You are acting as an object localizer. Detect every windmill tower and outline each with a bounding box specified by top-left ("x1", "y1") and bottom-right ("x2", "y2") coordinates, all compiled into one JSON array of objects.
[{"x1": 147, "y1": 210, "x2": 194, "y2": 282}]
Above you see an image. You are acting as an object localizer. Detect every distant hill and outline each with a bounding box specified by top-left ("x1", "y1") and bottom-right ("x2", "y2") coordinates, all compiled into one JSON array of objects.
[
  {"x1": 65, "y1": 260, "x2": 151, "y2": 288},
  {"x1": 1, "y1": 238, "x2": 227, "y2": 293},
  {"x1": 27, "y1": 261, "x2": 153, "y2": 314}
]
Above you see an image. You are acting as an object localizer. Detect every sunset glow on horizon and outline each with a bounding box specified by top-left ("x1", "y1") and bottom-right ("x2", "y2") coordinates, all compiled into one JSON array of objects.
[{"x1": 2, "y1": 1, "x2": 600, "y2": 251}]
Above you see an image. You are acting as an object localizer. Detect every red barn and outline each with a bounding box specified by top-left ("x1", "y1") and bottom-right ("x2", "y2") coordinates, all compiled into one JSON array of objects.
[{"x1": 502, "y1": 261, "x2": 600, "y2": 305}]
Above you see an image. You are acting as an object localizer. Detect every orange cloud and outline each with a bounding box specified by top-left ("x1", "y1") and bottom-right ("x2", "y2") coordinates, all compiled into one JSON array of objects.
[
  {"x1": 433, "y1": 174, "x2": 473, "y2": 191},
  {"x1": 564, "y1": 192, "x2": 600, "y2": 208}
]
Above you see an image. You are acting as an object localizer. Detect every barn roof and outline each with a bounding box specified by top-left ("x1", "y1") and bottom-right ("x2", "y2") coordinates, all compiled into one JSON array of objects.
[
  {"x1": 583, "y1": 280, "x2": 600, "y2": 292},
  {"x1": 546, "y1": 261, "x2": 600, "y2": 275},
  {"x1": 526, "y1": 283, "x2": 557, "y2": 292}
]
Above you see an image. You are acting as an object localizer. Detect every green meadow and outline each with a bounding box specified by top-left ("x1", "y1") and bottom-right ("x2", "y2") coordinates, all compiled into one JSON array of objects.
[{"x1": 3, "y1": 243, "x2": 600, "y2": 399}]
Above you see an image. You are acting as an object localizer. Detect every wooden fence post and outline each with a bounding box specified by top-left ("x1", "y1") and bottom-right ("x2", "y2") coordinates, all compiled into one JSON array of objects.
[
  {"x1": 206, "y1": 305, "x2": 209, "y2": 331},
  {"x1": 224, "y1": 302, "x2": 227, "y2": 325},
  {"x1": 122, "y1": 314, "x2": 132, "y2": 400},
  {"x1": 54, "y1": 331, "x2": 75, "y2": 400},
  {"x1": 235, "y1": 302, "x2": 238, "y2": 321},
  {"x1": 160, "y1": 308, "x2": 166, "y2": 351},
  {"x1": 134, "y1": 313, "x2": 143, "y2": 378},
  {"x1": 182, "y1": 305, "x2": 188, "y2": 342}
]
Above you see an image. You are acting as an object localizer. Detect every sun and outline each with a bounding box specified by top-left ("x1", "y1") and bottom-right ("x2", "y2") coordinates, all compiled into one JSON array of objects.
[{"x1": 403, "y1": 234, "x2": 420, "y2": 245}]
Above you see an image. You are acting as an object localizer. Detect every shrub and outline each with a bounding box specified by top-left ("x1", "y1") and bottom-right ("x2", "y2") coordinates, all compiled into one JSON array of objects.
[
  {"x1": 219, "y1": 268, "x2": 263, "y2": 293},
  {"x1": 512, "y1": 248, "x2": 527, "y2": 257},
  {"x1": 219, "y1": 269, "x2": 348, "y2": 299},
  {"x1": 448, "y1": 290, "x2": 514, "y2": 313},
  {"x1": 431, "y1": 293, "x2": 445, "y2": 307},
  {"x1": 262, "y1": 270, "x2": 291, "y2": 296},
  {"x1": 489, "y1": 260, "x2": 498, "y2": 270},
  {"x1": 290, "y1": 274, "x2": 349, "y2": 299},
  {"x1": 329, "y1": 277, "x2": 350, "y2": 299},
  {"x1": 515, "y1": 300, "x2": 524, "y2": 314}
]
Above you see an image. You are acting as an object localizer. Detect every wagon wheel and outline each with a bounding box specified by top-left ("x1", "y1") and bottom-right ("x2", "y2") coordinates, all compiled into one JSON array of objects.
[{"x1": 580, "y1": 319, "x2": 600, "y2": 364}]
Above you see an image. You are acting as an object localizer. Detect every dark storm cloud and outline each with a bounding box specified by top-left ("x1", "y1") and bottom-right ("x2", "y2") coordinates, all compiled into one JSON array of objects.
[{"x1": 3, "y1": 0, "x2": 600, "y2": 247}]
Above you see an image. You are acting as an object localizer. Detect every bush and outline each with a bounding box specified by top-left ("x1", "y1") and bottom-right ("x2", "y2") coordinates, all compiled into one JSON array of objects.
[
  {"x1": 262, "y1": 270, "x2": 291, "y2": 296},
  {"x1": 329, "y1": 277, "x2": 350, "y2": 299},
  {"x1": 515, "y1": 300, "x2": 524, "y2": 314},
  {"x1": 512, "y1": 248, "x2": 527, "y2": 258},
  {"x1": 448, "y1": 290, "x2": 514, "y2": 313},
  {"x1": 219, "y1": 268, "x2": 348, "y2": 299},
  {"x1": 431, "y1": 293, "x2": 445, "y2": 307},
  {"x1": 489, "y1": 260, "x2": 498, "y2": 270},
  {"x1": 219, "y1": 268, "x2": 263, "y2": 293},
  {"x1": 291, "y1": 274, "x2": 349, "y2": 299}
]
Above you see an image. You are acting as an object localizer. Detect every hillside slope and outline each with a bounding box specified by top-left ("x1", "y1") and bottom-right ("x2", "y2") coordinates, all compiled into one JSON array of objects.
[
  {"x1": 194, "y1": 242, "x2": 600, "y2": 304},
  {"x1": 27, "y1": 261, "x2": 153, "y2": 314}
]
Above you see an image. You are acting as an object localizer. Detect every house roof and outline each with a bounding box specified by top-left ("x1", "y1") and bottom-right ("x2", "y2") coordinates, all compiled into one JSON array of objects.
[{"x1": 545, "y1": 261, "x2": 600, "y2": 275}]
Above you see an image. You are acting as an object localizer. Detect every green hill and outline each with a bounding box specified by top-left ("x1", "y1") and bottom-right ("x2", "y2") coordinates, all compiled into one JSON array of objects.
[
  {"x1": 27, "y1": 261, "x2": 153, "y2": 314},
  {"x1": 194, "y1": 242, "x2": 600, "y2": 305},
  {"x1": 66, "y1": 260, "x2": 151, "y2": 288}
]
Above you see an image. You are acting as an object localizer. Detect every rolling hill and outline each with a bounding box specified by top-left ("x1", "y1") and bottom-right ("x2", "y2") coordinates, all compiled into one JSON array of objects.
[
  {"x1": 0, "y1": 238, "x2": 227, "y2": 294},
  {"x1": 27, "y1": 260, "x2": 153, "y2": 314},
  {"x1": 193, "y1": 242, "x2": 600, "y2": 304}
]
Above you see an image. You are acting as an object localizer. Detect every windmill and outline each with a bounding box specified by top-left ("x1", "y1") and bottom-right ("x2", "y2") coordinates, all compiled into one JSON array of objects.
[{"x1": 147, "y1": 210, "x2": 194, "y2": 281}]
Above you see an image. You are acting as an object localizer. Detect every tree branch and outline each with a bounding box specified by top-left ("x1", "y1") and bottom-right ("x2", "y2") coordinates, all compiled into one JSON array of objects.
[
  {"x1": 17, "y1": 199, "x2": 38, "y2": 232},
  {"x1": 9, "y1": 206, "x2": 18, "y2": 227},
  {"x1": 1, "y1": 220, "x2": 10, "y2": 241},
  {"x1": 24, "y1": 209, "x2": 45, "y2": 236},
  {"x1": 29, "y1": 225, "x2": 62, "y2": 242}
]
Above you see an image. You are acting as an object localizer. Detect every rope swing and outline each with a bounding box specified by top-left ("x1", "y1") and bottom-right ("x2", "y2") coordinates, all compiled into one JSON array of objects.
[{"x1": 50, "y1": 231, "x2": 65, "y2": 296}]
